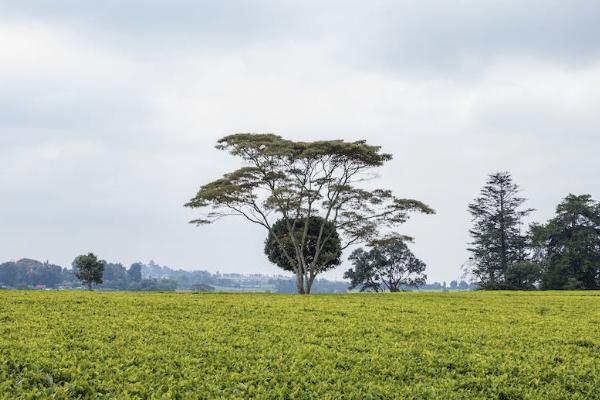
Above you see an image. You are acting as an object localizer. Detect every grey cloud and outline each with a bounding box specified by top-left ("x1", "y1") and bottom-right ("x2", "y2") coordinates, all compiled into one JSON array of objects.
[
  {"x1": 3, "y1": 1, "x2": 600, "y2": 73},
  {"x1": 0, "y1": 0, "x2": 313, "y2": 47},
  {"x1": 1, "y1": 1, "x2": 599, "y2": 282}
]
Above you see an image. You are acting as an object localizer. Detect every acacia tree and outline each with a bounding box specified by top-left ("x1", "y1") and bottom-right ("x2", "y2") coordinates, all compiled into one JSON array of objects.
[
  {"x1": 73, "y1": 253, "x2": 105, "y2": 290},
  {"x1": 186, "y1": 134, "x2": 434, "y2": 294},
  {"x1": 344, "y1": 236, "x2": 427, "y2": 292},
  {"x1": 468, "y1": 172, "x2": 533, "y2": 289}
]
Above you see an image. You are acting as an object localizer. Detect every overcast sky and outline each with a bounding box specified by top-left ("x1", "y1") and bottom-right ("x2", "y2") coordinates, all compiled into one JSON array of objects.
[{"x1": 1, "y1": 1, "x2": 599, "y2": 282}]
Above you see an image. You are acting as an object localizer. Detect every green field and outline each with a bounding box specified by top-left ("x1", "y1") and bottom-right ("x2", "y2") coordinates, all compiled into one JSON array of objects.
[{"x1": 1, "y1": 291, "x2": 599, "y2": 399}]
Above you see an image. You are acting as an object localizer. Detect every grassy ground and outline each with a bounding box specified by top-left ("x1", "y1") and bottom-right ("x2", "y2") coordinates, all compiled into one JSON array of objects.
[{"x1": 1, "y1": 291, "x2": 599, "y2": 399}]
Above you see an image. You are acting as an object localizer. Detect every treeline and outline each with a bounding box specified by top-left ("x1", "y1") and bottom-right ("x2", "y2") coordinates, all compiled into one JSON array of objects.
[
  {"x1": 468, "y1": 172, "x2": 600, "y2": 290},
  {"x1": 0, "y1": 259, "x2": 177, "y2": 291},
  {"x1": 0, "y1": 258, "x2": 472, "y2": 293},
  {"x1": 0, "y1": 259, "x2": 351, "y2": 293},
  {"x1": 125, "y1": 261, "x2": 350, "y2": 293}
]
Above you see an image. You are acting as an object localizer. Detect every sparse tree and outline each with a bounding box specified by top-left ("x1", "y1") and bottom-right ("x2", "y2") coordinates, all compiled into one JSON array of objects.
[
  {"x1": 73, "y1": 253, "x2": 105, "y2": 290},
  {"x1": 468, "y1": 172, "x2": 533, "y2": 289},
  {"x1": 186, "y1": 134, "x2": 434, "y2": 294},
  {"x1": 344, "y1": 236, "x2": 427, "y2": 292}
]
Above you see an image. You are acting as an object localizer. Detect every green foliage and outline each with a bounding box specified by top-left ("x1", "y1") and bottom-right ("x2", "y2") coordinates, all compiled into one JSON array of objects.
[
  {"x1": 345, "y1": 236, "x2": 427, "y2": 292},
  {"x1": 468, "y1": 172, "x2": 533, "y2": 289},
  {"x1": 72, "y1": 253, "x2": 105, "y2": 290},
  {"x1": 100, "y1": 263, "x2": 129, "y2": 290},
  {"x1": 127, "y1": 263, "x2": 143, "y2": 283},
  {"x1": 264, "y1": 216, "x2": 342, "y2": 275},
  {"x1": 186, "y1": 133, "x2": 434, "y2": 294},
  {"x1": 0, "y1": 259, "x2": 63, "y2": 289},
  {"x1": 504, "y1": 262, "x2": 542, "y2": 290},
  {"x1": 1, "y1": 291, "x2": 599, "y2": 399},
  {"x1": 531, "y1": 194, "x2": 600, "y2": 290}
]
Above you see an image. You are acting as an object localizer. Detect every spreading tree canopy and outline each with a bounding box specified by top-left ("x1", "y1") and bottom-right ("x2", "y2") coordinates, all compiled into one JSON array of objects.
[
  {"x1": 186, "y1": 134, "x2": 434, "y2": 294},
  {"x1": 468, "y1": 172, "x2": 533, "y2": 289},
  {"x1": 344, "y1": 236, "x2": 427, "y2": 292}
]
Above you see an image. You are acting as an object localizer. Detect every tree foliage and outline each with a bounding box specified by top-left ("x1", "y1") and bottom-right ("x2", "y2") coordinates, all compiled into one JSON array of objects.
[
  {"x1": 73, "y1": 253, "x2": 105, "y2": 290},
  {"x1": 530, "y1": 194, "x2": 600, "y2": 290},
  {"x1": 0, "y1": 259, "x2": 64, "y2": 289},
  {"x1": 128, "y1": 262, "x2": 143, "y2": 283},
  {"x1": 264, "y1": 216, "x2": 341, "y2": 277},
  {"x1": 186, "y1": 134, "x2": 434, "y2": 294},
  {"x1": 468, "y1": 172, "x2": 533, "y2": 289},
  {"x1": 344, "y1": 236, "x2": 427, "y2": 292}
]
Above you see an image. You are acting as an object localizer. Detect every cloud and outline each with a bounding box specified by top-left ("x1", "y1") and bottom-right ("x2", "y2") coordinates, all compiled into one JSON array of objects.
[{"x1": 1, "y1": 1, "x2": 599, "y2": 282}]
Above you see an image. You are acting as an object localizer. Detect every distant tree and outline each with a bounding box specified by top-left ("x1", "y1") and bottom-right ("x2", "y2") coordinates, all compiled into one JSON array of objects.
[
  {"x1": 186, "y1": 134, "x2": 434, "y2": 294},
  {"x1": 73, "y1": 253, "x2": 105, "y2": 290},
  {"x1": 457, "y1": 280, "x2": 471, "y2": 290},
  {"x1": 264, "y1": 216, "x2": 342, "y2": 290},
  {"x1": 0, "y1": 259, "x2": 64, "y2": 289},
  {"x1": 128, "y1": 262, "x2": 143, "y2": 283},
  {"x1": 137, "y1": 278, "x2": 178, "y2": 291},
  {"x1": 344, "y1": 236, "x2": 427, "y2": 292},
  {"x1": 271, "y1": 278, "x2": 297, "y2": 293},
  {"x1": 531, "y1": 194, "x2": 600, "y2": 290},
  {"x1": 271, "y1": 277, "x2": 348, "y2": 293},
  {"x1": 190, "y1": 283, "x2": 215, "y2": 292},
  {"x1": 468, "y1": 172, "x2": 533, "y2": 289},
  {"x1": 101, "y1": 263, "x2": 128, "y2": 289}
]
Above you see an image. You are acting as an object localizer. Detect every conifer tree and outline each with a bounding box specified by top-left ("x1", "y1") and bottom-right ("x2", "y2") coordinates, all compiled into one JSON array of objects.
[{"x1": 468, "y1": 172, "x2": 533, "y2": 289}]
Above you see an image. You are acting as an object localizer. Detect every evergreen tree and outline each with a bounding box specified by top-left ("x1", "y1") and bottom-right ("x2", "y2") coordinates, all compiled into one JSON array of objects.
[
  {"x1": 531, "y1": 194, "x2": 600, "y2": 290},
  {"x1": 468, "y1": 172, "x2": 533, "y2": 289}
]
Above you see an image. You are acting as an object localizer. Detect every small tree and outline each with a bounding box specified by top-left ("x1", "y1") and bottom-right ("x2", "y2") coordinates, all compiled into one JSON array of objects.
[
  {"x1": 468, "y1": 172, "x2": 533, "y2": 289},
  {"x1": 344, "y1": 236, "x2": 427, "y2": 292},
  {"x1": 186, "y1": 134, "x2": 434, "y2": 294},
  {"x1": 265, "y1": 216, "x2": 342, "y2": 291},
  {"x1": 73, "y1": 253, "x2": 105, "y2": 290}
]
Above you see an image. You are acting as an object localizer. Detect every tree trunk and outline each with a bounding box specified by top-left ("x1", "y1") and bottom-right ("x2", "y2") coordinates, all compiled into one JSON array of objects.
[
  {"x1": 295, "y1": 272, "x2": 306, "y2": 294},
  {"x1": 306, "y1": 273, "x2": 316, "y2": 294},
  {"x1": 499, "y1": 184, "x2": 508, "y2": 280}
]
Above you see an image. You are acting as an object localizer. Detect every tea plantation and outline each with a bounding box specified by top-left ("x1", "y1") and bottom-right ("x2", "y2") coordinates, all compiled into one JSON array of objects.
[{"x1": 1, "y1": 291, "x2": 599, "y2": 399}]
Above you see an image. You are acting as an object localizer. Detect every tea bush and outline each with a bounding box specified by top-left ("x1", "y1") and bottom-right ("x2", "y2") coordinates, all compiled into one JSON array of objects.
[{"x1": 1, "y1": 291, "x2": 599, "y2": 399}]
